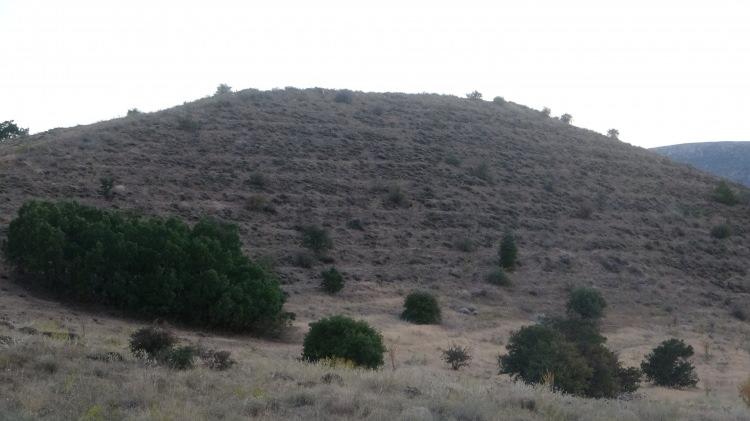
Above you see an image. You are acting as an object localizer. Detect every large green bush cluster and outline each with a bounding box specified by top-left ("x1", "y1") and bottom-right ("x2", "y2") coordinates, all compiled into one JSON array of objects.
[
  {"x1": 499, "y1": 290, "x2": 640, "y2": 398},
  {"x1": 401, "y1": 291, "x2": 441, "y2": 324},
  {"x1": 4, "y1": 201, "x2": 288, "y2": 332},
  {"x1": 641, "y1": 338, "x2": 698, "y2": 388}
]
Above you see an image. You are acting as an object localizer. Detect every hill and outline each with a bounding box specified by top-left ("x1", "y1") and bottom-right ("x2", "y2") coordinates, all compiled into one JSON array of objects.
[
  {"x1": 1, "y1": 88, "x2": 750, "y2": 417},
  {"x1": 652, "y1": 141, "x2": 750, "y2": 186}
]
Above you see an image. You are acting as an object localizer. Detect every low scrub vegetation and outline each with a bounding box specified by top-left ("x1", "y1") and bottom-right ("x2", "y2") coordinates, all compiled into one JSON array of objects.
[
  {"x1": 485, "y1": 267, "x2": 511, "y2": 287},
  {"x1": 301, "y1": 225, "x2": 333, "y2": 256},
  {"x1": 302, "y1": 315, "x2": 385, "y2": 369},
  {"x1": 713, "y1": 181, "x2": 739, "y2": 205},
  {"x1": 499, "y1": 232, "x2": 518, "y2": 270},
  {"x1": 711, "y1": 223, "x2": 731, "y2": 239},
  {"x1": 441, "y1": 344, "x2": 472, "y2": 370},
  {"x1": 0, "y1": 120, "x2": 29, "y2": 141},
  {"x1": 566, "y1": 287, "x2": 607, "y2": 319},
  {"x1": 4, "y1": 201, "x2": 288, "y2": 332},
  {"x1": 401, "y1": 291, "x2": 441, "y2": 324}
]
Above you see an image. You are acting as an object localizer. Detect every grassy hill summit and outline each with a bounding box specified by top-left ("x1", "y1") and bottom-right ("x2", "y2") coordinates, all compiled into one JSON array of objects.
[{"x1": 1, "y1": 87, "x2": 749, "y2": 419}]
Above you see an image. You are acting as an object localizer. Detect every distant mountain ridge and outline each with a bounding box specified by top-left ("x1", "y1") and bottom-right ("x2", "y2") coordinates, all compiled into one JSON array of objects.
[{"x1": 652, "y1": 141, "x2": 750, "y2": 186}]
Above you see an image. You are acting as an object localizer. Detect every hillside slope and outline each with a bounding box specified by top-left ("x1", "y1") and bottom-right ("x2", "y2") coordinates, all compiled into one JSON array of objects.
[
  {"x1": 653, "y1": 141, "x2": 750, "y2": 186},
  {"x1": 2, "y1": 88, "x2": 750, "y2": 406}
]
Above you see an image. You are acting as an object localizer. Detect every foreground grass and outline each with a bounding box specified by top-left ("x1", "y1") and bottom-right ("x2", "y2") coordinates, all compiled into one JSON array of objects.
[{"x1": 0, "y1": 332, "x2": 747, "y2": 421}]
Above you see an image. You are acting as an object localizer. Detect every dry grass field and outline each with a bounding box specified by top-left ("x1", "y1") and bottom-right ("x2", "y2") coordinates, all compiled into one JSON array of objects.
[{"x1": 2, "y1": 88, "x2": 750, "y2": 419}]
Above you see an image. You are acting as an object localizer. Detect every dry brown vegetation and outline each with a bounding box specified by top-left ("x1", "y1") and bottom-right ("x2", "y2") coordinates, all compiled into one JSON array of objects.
[{"x1": 2, "y1": 88, "x2": 750, "y2": 417}]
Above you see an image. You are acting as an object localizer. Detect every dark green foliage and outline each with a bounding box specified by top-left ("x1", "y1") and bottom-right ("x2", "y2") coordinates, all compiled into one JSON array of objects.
[
  {"x1": 492, "y1": 96, "x2": 505, "y2": 105},
  {"x1": 401, "y1": 291, "x2": 441, "y2": 324},
  {"x1": 165, "y1": 346, "x2": 196, "y2": 370},
  {"x1": 293, "y1": 251, "x2": 315, "y2": 268},
  {"x1": 444, "y1": 155, "x2": 461, "y2": 167},
  {"x1": 334, "y1": 90, "x2": 353, "y2": 104},
  {"x1": 485, "y1": 267, "x2": 511, "y2": 287},
  {"x1": 0, "y1": 120, "x2": 29, "y2": 141},
  {"x1": 442, "y1": 344, "x2": 472, "y2": 370},
  {"x1": 4, "y1": 201, "x2": 286, "y2": 332},
  {"x1": 618, "y1": 366, "x2": 643, "y2": 394},
  {"x1": 346, "y1": 219, "x2": 365, "y2": 231},
  {"x1": 641, "y1": 338, "x2": 699, "y2": 388},
  {"x1": 607, "y1": 129, "x2": 619, "y2": 140},
  {"x1": 468, "y1": 162, "x2": 493, "y2": 183},
  {"x1": 566, "y1": 287, "x2": 607, "y2": 319},
  {"x1": 560, "y1": 114, "x2": 573, "y2": 124},
  {"x1": 320, "y1": 267, "x2": 344, "y2": 294},
  {"x1": 713, "y1": 181, "x2": 738, "y2": 205},
  {"x1": 711, "y1": 223, "x2": 731, "y2": 239},
  {"x1": 301, "y1": 225, "x2": 333, "y2": 255},
  {"x1": 215, "y1": 83, "x2": 232, "y2": 95},
  {"x1": 248, "y1": 172, "x2": 267, "y2": 189},
  {"x1": 466, "y1": 91, "x2": 482, "y2": 100},
  {"x1": 126, "y1": 108, "x2": 142, "y2": 116},
  {"x1": 499, "y1": 325, "x2": 592, "y2": 396},
  {"x1": 541, "y1": 107, "x2": 551, "y2": 117},
  {"x1": 453, "y1": 237, "x2": 476, "y2": 252},
  {"x1": 543, "y1": 317, "x2": 605, "y2": 347},
  {"x1": 98, "y1": 177, "x2": 115, "y2": 200},
  {"x1": 302, "y1": 315, "x2": 385, "y2": 369},
  {"x1": 129, "y1": 327, "x2": 176, "y2": 359},
  {"x1": 499, "y1": 232, "x2": 518, "y2": 270}
]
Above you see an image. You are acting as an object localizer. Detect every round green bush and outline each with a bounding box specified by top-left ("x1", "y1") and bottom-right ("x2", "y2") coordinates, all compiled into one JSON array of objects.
[
  {"x1": 302, "y1": 315, "x2": 385, "y2": 369},
  {"x1": 641, "y1": 338, "x2": 698, "y2": 388},
  {"x1": 485, "y1": 267, "x2": 511, "y2": 287},
  {"x1": 129, "y1": 326, "x2": 176, "y2": 359},
  {"x1": 401, "y1": 291, "x2": 441, "y2": 324},
  {"x1": 320, "y1": 267, "x2": 344, "y2": 294},
  {"x1": 499, "y1": 232, "x2": 518, "y2": 270},
  {"x1": 566, "y1": 287, "x2": 607, "y2": 319}
]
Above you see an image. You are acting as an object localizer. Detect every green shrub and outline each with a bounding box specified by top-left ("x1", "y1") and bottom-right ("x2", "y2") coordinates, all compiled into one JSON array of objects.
[
  {"x1": 466, "y1": 91, "x2": 482, "y2": 100},
  {"x1": 129, "y1": 327, "x2": 176, "y2": 359},
  {"x1": 302, "y1": 315, "x2": 385, "y2": 369},
  {"x1": 492, "y1": 96, "x2": 505, "y2": 105},
  {"x1": 4, "y1": 201, "x2": 286, "y2": 332},
  {"x1": 566, "y1": 287, "x2": 607, "y2": 319},
  {"x1": 126, "y1": 108, "x2": 142, "y2": 117},
  {"x1": 0, "y1": 120, "x2": 29, "y2": 141},
  {"x1": 499, "y1": 325, "x2": 592, "y2": 396},
  {"x1": 320, "y1": 267, "x2": 344, "y2": 294},
  {"x1": 215, "y1": 83, "x2": 232, "y2": 95},
  {"x1": 442, "y1": 344, "x2": 472, "y2": 370},
  {"x1": 541, "y1": 107, "x2": 551, "y2": 117},
  {"x1": 165, "y1": 346, "x2": 196, "y2": 370},
  {"x1": 711, "y1": 223, "x2": 731, "y2": 239},
  {"x1": 560, "y1": 114, "x2": 573, "y2": 124},
  {"x1": 176, "y1": 116, "x2": 201, "y2": 132},
  {"x1": 713, "y1": 181, "x2": 738, "y2": 205},
  {"x1": 301, "y1": 225, "x2": 333, "y2": 255},
  {"x1": 200, "y1": 349, "x2": 235, "y2": 370},
  {"x1": 453, "y1": 237, "x2": 476, "y2": 252},
  {"x1": 618, "y1": 366, "x2": 642, "y2": 394},
  {"x1": 543, "y1": 317, "x2": 605, "y2": 347},
  {"x1": 401, "y1": 291, "x2": 441, "y2": 324},
  {"x1": 607, "y1": 129, "x2": 619, "y2": 140},
  {"x1": 293, "y1": 251, "x2": 316, "y2": 268},
  {"x1": 641, "y1": 338, "x2": 698, "y2": 388},
  {"x1": 485, "y1": 267, "x2": 511, "y2": 287},
  {"x1": 499, "y1": 232, "x2": 518, "y2": 270},
  {"x1": 468, "y1": 162, "x2": 493, "y2": 183},
  {"x1": 98, "y1": 177, "x2": 115, "y2": 200},
  {"x1": 384, "y1": 185, "x2": 408, "y2": 208},
  {"x1": 334, "y1": 90, "x2": 353, "y2": 104}
]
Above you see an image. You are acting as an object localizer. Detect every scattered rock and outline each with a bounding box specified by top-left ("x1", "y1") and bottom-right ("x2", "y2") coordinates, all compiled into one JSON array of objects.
[{"x1": 458, "y1": 307, "x2": 478, "y2": 316}]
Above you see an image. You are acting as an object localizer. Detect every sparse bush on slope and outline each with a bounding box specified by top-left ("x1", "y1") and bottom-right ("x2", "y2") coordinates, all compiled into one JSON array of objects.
[
  {"x1": 320, "y1": 267, "x2": 344, "y2": 294},
  {"x1": 711, "y1": 223, "x2": 731, "y2": 239},
  {"x1": 713, "y1": 181, "x2": 738, "y2": 205},
  {"x1": 129, "y1": 326, "x2": 176, "y2": 360},
  {"x1": 4, "y1": 200, "x2": 288, "y2": 332},
  {"x1": 560, "y1": 114, "x2": 573, "y2": 124},
  {"x1": 442, "y1": 344, "x2": 472, "y2": 370},
  {"x1": 641, "y1": 338, "x2": 698, "y2": 388},
  {"x1": 301, "y1": 225, "x2": 333, "y2": 256},
  {"x1": 302, "y1": 315, "x2": 385, "y2": 369},
  {"x1": 499, "y1": 232, "x2": 518, "y2": 270},
  {"x1": 401, "y1": 291, "x2": 441, "y2": 324}
]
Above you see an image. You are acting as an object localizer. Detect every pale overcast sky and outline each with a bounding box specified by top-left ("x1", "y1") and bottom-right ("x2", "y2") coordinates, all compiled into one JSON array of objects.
[{"x1": 1, "y1": 0, "x2": 749, "y2": 147}]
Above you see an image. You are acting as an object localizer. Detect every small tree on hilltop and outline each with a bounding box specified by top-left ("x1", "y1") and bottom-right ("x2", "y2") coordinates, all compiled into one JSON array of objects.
[
  {"x1": 499, "y1": 232, "x2": 518, "y2": 270},
  {"x1": 0, "y1": 120, "x2": 29, "y2": 141},
  {"x1": 401, "y1": 291, "x2": 441, "y2": 324},
  {"x1": 607, "y1": 129, "x2": 619, "y2": 140},
  {"x1": 641, "y1": 338, "x2": 698, "y2": 388},
  {"x1": 560, "y1": 114, "x2": 573, "y2": 124},
  {"x1": 541, "y1": 107, "x2": 551, "y2": 117},
  {"x1": 302, "y1": 315, "x2": 385, "y2": 369},
  {"x1": 215, "y1": 83, "x2": 232, "y2": 95},
  {"x1": 566, "y1": 287, "x2": 607, "y2": 320},
  {"x1": 493, "y1": 96, "x2": 506, "y2": 105},
  {"x1": 466, "y1": 91, "x2": 483, "y2": 100}
]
